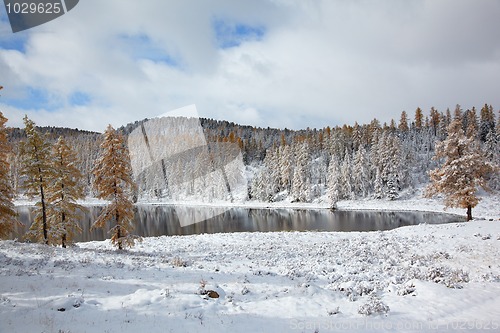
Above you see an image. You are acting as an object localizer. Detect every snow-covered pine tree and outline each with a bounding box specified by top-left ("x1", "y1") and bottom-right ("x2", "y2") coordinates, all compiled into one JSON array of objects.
[
  {"x1": 352, "y1": 122, "x2": 362, "y2": 151},
  {"x1": 479, "y1": 104, "x2": 495, "y2": 142},
  {"x1": 373, "y1": 168, "x2": 384, "y2": 199},
  {"x1": 484, "y1": 129, "x2": 500, "y2": 190},
  {"x1": 19, "y1": 116, "x2": 55, "y2": 244},
  {"x1": 438, "y1": 111, "x2": 449, "y2": 140},
  {"x1": 398, "y1": 136, "x2": 415, "y2": 190},
  {"x1": 429, "y1": 107, "x2": 440, "y2": 137},
  {"x1": 0, "y1": 112, "x2": 17, "y2": 239},
  {"x1": 453, "y1": 104, "x2": 463, "y2": 123},
  {"x1": 340, "y1": 152, "x2": 353, "y2": 199},
  {"x1": 263, "y1": 147, "x2": 280, "y2": 196},
  {"x1": 373, "y1": 131, "x2": 389, "y2": 197},
  {"x1": 387, "y1": 175, "x2": 399, "y2": 201},
  {"x1": 386, "y1": 135, "x2": 402, "y2": 197},
  {"x1": 279, "y1": 145, "x2": 292, "y2": 193},
  {"x1": 250, "y1": 169, "x2": 268, "y2": 201},
  {"x1": 352, "y1": 146, "x2": 370, "y2": 198},
  {"x1": 326, "y1": 155, "x2": 341, "y2": 209},
  {"x1": 426, "y1": 119, "x2": 496, "y2": 220},
  {"x1": 92, "y1": 125, "x2": 139, "y2": 249},
  {"x1": 398, "y1": 111, "x2": 409, "y2": 133},
  {"x1": 47, "y1": 137, "x2": 86, "y2": 247},
  {"x1": 291, "y1": 142, "x2": 310, "y2": 202},
  {"x1": 465, "y1": 107, "x2": 478, "y2": 139},
  {"x1": 414, "y1": 107, "x2": 423, "y2": 130}
]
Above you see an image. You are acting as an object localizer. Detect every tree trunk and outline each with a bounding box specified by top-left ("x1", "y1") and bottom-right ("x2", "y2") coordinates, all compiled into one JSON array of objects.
[
  {"x1": 116, "y1": 210, "x2": 122, "y2": 250},
  {"x1": 466, "y1": 205, "x2": 472, "y2": 221},
  {"x1": 117, "y1": 225, "x2": 122, "y2": 250},
  {"x1": 39, "y1": 176, "x2": 48, "y2": 245},
  {"x1": 61, "y1": 212, "x2": 66, "y2": 248}
]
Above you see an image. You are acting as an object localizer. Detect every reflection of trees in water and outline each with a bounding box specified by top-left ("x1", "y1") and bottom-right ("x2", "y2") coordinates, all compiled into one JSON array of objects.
[{"x1": 12, "y1": 206, "x2": 465, "y2": 242}]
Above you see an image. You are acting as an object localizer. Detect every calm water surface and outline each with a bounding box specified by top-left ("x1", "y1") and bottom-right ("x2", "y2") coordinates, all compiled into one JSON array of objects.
[{"x1": 12, "y1": 205, "x2": 465, "y2": 242}]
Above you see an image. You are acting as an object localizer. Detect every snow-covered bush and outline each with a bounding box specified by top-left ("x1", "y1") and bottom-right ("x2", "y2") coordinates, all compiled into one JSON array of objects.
[
  {"x1": 332, "y1": 280, "x2": 374, "y2": 298},
  {"x1": 171, "y1": 256, "x2": 189, "y2": 267},
  {"x1": 397, "y1": 282, "x2": 416, "y2": 296},
  {"x1": 327, "y1": 307, "x2": 340, "y2": 315},
  {"x1": 241, "y1": 286, "x2": 250, "y2": 295},
  {"x1": 358, "y1": 297, "x2": 390, "y2": 316},
  {"x1": 427, "y1": 266, "x2": 469, "y2": 288}
]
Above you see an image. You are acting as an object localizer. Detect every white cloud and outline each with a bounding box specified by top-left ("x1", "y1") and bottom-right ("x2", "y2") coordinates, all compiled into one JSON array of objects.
[{"x1": 1, "y1": 0, "x2": 499, "y2": 131}]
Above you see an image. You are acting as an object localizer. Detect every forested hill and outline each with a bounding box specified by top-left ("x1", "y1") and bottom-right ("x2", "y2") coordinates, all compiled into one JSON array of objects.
[{"x1": 5, "y1": 104, "x2": 500, "y2": 202}]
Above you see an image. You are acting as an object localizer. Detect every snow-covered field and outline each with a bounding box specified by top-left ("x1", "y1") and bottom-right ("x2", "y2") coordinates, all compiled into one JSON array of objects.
[{"x1": 1, "y1": 209, "x2": 500, "y2": 332}]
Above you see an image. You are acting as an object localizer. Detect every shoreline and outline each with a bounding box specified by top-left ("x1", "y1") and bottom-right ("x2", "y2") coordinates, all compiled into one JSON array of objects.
[{"x1": 14, "y1": 194, "x2": 499, "y2": 220}]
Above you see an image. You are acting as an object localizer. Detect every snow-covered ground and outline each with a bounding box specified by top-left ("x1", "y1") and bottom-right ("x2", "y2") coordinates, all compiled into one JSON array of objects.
[
  {"x1": 4, "y1": 192, "x2": 500, "y2": 332},
  {"x1": 1, "y1": 217, "x2": 500, "y2": 332}
]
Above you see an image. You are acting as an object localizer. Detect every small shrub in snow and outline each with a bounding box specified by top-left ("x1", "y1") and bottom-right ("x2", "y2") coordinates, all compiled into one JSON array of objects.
[
  {"x1": 79, "y1": 257, "x2": 91, "y2": 265},
  {"x1": 332, "y1": 280, "x2": 374, "y2": 298},
  {"x1": 161, "y1": 289, "x2": 172, "y2": 298},
  {"x1": 456, "y1": 245, "x2": 472, "y2": 253},
  {"x1": 53, "y1": 259, "x2": 76, "y2": 271},
  {"x1": 474, "y1": 233, "x2": 492, "y2": 240},
  {"x1": 327, "y1": 307, "x2": 340, "y2": 315},
  {"x1": 427, "y1": 266, "x2": 469, "y2": 288},
  {"x1": 358, "y1": 297, "x2": 390, "y2": 316},
  {"x1": 1, "y1": 295, "x2": 12, "y2": 306},
  {"x1": 171, "y1": 257, "x2": 189, "y2": 267},
  {"x1": 397, "y1": 282, "x2": 416, "y2": 296},
  {"x1": 198, "y1": 279, "x2": 207, "y2": 295},
  {"x1": 241, "y1": 286, "x2": 250, "y2": 295}
]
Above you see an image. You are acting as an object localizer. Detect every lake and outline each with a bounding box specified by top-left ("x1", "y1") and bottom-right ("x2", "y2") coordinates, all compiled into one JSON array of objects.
[{"x1": 10, "y1": 205, "x2": 466, "y2": 242}]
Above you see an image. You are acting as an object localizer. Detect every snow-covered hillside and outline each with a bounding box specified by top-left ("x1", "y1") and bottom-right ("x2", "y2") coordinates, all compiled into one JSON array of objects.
[{"x1": 1, "y1": 219, "x2": 499, "y2": 333}]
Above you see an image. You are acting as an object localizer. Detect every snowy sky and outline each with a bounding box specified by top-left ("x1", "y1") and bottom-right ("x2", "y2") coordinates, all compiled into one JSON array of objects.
[{"x1": 1, "y1": 0, "x2": 499, "y2": 132}]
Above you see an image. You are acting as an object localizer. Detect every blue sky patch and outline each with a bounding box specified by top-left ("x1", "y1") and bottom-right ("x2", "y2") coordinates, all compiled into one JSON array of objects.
[
  {"x1": 0, "y1": 34, "x2": 27, "y2": 52},
  {"x1": 69, "y1": 91, "x2": 90, "y2": 106},
  {"x1": 0, "y1": 16, "x2": 28, "y2": 52},
  {"x1": 116, "y1": 33, "x2": 180, "y2": 67},
  {"x1": 213, "y1": 19, "x2": 265, "y2": 49},
  {"x1": 5, "y1": 87, "x2": 62, "y2": 111}
]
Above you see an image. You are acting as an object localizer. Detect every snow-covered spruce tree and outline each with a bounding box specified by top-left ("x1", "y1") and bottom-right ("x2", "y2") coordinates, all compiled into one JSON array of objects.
[
  {"x1": 92, "y1": 125, "x2": 139, "y2": 249},
  {"x1": 352, "y1": 122, "x2": 362, "y2": 151},
  {"x1": 398, "y1": 111, "x2": 409, "y2": 132},
  {"x1": 0, "y1": 112, "x2": 17, "y2": 239},
  {"x1": 484, "y1": 129, "x2": 500, "y2": 190},
  {"x1": 414, "y1": 107, "x2": 424, "y2": 130},
  {"x1": 47, "y1": 137, "x2": 86, "y2": 248},
  {"x1": 479, "y1": 104, "x2": 495, "y2": 142},
  {"x1": 19, "y1": 116, "x2": 55, "y2": 244},
  {"x1": 465, "y1": 107, "x2": 478, "y2": 139},
  {"x1": 326, "y1": 155, "x2": 341, "y2": 209},
  {"x1": 263, "y1": 147, "x2": 280, "y2": 196},
  {"x1": 425, "y1": 119, "x2": 496, "y2": 220},
  {"x1": 291, "y1": 142, "x2": 310, "y2": 202},
  {"x1": 352, "y1": 147, "x2": 370, "y2": 198},
  {"x1": 387, "y1": 176, "x2": 399, "y2": 201},
  {"x1": 250, "y1": 169, "x2": 268, "y2": 201},
  {"x1": 340, "y1": 152, "x2": 353, "y2": 199},
  {"x1": 279, "y1": 145, "x2": 292, "y2": 193},
  {"x1": 373, "y1": 168, "x2": 384, "y2": 199},
  {"x1": 385, "y1": 135, "x2": 402, "y2": 197}
]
